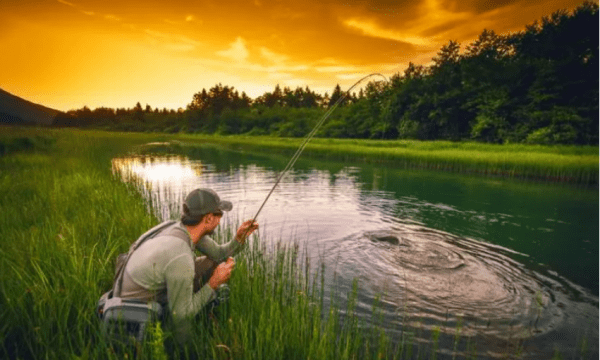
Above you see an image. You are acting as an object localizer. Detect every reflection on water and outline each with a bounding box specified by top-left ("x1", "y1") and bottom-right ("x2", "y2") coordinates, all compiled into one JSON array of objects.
[
  {"x1": 111, "y1": 155, "x2": 208, "y2": 220},
  {"x1": 112, "y1": 155, "x2": 204, "y2": 182},
  {"x1": 112, "y1": 144, "x2": 598, "y2": 359}
]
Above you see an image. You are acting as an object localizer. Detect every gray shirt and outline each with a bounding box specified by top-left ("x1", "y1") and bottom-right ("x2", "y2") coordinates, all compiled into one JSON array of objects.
[{"x1": 120, "y1": 221, "x2": 242, "y2": 342}]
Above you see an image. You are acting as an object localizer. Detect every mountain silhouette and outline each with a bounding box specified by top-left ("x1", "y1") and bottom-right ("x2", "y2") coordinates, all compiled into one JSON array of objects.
[{"x1": 0, "y1": 88, "x2": 60, "y2": 125}]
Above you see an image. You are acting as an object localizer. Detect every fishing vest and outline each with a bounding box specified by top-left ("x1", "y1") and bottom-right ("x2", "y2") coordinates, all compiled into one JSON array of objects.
[{"x1": 96, "y1": 220, "x2": 189, "y2": 344}]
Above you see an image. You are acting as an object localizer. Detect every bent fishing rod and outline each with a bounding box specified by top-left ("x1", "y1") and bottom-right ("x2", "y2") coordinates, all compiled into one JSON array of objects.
[{"x1": 240, "y1": 73, "x2": 389, "y2": 239}]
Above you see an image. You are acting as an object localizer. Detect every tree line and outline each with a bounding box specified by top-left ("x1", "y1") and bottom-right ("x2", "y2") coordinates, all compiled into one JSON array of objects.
[{"x1": 54, "y1": 1, "x2": 598, "y2": 145}]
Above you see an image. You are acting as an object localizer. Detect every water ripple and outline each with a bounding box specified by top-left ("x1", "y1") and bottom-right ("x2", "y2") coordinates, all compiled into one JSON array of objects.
[{"x1": 335, "y1": 224, "x2": 592, "y2": 341}]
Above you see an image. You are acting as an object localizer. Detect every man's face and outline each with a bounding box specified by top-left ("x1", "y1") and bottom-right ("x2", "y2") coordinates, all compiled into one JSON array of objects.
[{"x1": 206, "y1": 212, "x2": 223, "y2": 235}]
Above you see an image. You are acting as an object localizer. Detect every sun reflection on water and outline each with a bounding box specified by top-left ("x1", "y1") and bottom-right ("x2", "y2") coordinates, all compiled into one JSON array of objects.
[{"x1": 112, "y1": 155, "x2": 203, "y2": 185}]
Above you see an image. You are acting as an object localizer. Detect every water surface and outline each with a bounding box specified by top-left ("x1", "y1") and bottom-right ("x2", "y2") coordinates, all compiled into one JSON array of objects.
[{"x1": 112, "y1": 142, "x2": 598, "y2": 359}]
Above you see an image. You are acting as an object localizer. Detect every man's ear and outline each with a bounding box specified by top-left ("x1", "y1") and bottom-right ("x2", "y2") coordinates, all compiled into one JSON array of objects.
[{"x1": 201, "y1": 213, "x2": 213, "y2": 224}]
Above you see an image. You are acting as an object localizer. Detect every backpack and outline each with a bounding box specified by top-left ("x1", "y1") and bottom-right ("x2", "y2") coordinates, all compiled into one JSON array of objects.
[{"x1": 96, "y1": 220, "x2": 177, "y2": 344}]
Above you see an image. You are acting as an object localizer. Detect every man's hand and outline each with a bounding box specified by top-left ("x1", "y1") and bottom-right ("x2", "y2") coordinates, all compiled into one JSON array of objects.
[
  {"x1": 208, "y1": 257, "x2": 235, "y2": 290},
  {"x1": 235, "y1": 220, "x2": 259, "y2": 245}
]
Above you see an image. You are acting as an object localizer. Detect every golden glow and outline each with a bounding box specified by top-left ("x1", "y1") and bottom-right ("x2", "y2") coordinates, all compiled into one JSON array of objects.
[
  {"x1": 0, "y1": 0, "x2": 589, "y2": 111},
  {"x1": 112, "y1": 155, "x2": 203, "y2": 185}
]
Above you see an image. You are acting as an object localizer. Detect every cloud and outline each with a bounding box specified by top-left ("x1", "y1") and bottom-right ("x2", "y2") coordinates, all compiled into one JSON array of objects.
[
  {"x1": 341, "y1": 0, "x2": 483, "y2": 50},
  {"x1": 315, "y1": 58, "x2": 342, "y2": 66},
  {"x1": 144, "y1": 29, "x2": 200, "y2": 52},
  {"x1": 166, "y1": 43, "x2": 197, "y2": 52},
  {"x1": 311, "y1": 59, "x2": 399, "y2": 83},
  {"x1": 217, "y1": 37, "x2": 249, "y2": 62},
  {"x1": 57, "y1": 0, "x2": 75, "y2": 7},
  {"x1": 165, "y1": 15, "x2": 201, "y2": 26},
  {"x1": 267, "y1": 72, "x2": 293, "y2": 80},
  {"x1": 104, "y1": 14, "x2": 121, "y2": 21},
  {"x1": 405, "y1": 0, "x2": 473, "y2": 39},
  {"x1": 56, "y1": 0, "x2": 96, "y2": 19},
  {"x1": 315, "y1": 65, "x2": 357, "y2": 73},
  {"x1": 260, "y1": 47, "x2": 288, "y2": 64},
  {"x1": 145, "y1": 29, "x2": 169, "y2": 40},
  {"x1": 343, "y1": 18, "x2": 433, "y2": 46},
  {"x1": 281, "y1": 78, "x2": 311, "y2": 89},
  {"x1": 336, "y1": 73, "x2": 365, "y2": 80}
]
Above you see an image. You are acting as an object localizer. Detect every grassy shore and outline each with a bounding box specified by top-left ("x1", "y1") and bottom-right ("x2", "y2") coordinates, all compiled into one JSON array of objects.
[
  {"x1": 171, "y1": 134, "x2": 598, "y2": 185},
  {"x1": 0, "y1": 127, "x2": 590, "y2": 359}
]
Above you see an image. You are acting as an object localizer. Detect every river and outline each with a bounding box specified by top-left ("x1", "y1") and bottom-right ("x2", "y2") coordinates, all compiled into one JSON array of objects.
[{"x1": 112, "y1": 142, "x2": 598, "y2": 359}]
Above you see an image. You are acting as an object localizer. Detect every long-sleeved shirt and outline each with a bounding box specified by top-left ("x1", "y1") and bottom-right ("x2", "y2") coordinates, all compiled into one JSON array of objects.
[{"x1": 120, "y1": 221, "x2": 243, "y2": 342}]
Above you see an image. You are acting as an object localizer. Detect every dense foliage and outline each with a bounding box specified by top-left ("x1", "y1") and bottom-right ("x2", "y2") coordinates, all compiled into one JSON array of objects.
[{"x1": 55, "y1": 2, "x2": 598, "y2": 145}]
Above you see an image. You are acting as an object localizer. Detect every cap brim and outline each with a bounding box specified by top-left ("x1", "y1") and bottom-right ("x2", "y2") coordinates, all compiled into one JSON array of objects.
[{"x1": 219, "y1": 200, "x2": 233, "y2": 212}]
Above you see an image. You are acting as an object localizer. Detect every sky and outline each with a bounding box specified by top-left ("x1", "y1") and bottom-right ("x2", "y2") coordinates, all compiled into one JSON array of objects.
[{"x1": 0, "y1": 0, "x2": 590, "y2": 112}]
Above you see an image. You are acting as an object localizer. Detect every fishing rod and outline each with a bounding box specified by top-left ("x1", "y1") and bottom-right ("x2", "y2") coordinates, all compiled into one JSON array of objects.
[{"x1": 239, "y1": 73, "x2": 389, "y2": 239}]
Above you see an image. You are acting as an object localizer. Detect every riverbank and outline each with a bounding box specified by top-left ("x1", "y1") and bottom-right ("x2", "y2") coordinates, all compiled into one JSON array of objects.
[{"x1": 172, "y1": 134, "x2": 598, "y2": 185}]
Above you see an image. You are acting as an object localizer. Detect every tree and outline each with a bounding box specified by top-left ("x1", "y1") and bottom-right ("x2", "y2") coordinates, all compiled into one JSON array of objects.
[
  {"x1": 133, "y1": 102, "x2": 144, "y2": 123},
  {"x1": 328, "y1": 84, "x2": 348, "y2": 108},
  {"x1": 403, "y1": 62, "x2": 426, "y2": 80},
  {"x1": 432, "y1": 40, "x2": 461, "y2": 70},
  {"x1": 301, "y1": 86, "x2": 321, "y2": 108}
]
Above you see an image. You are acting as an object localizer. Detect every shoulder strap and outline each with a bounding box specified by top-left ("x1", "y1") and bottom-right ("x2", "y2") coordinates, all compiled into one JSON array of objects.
[
  {"x1": 114, "y1": 220, "x2": 177, "y2": 297},
  {"x1": 129, "y1": 220, "x2": 178, "y2": 253}
]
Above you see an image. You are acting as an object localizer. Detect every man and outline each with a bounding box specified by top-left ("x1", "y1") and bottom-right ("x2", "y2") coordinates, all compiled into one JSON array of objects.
[{"x1": 119, "y1": 188, "x2": 258, "y2": 343}]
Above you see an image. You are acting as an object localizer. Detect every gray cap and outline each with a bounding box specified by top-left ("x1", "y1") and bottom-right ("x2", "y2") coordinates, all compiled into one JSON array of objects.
[{"x1": 183, "y1": 188, "x2": 232, "y2": 218}]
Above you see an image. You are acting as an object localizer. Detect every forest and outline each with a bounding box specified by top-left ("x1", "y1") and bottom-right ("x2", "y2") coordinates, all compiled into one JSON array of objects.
[{"x1": 54, "y1": 1, "x2": 599, "y2": 145}]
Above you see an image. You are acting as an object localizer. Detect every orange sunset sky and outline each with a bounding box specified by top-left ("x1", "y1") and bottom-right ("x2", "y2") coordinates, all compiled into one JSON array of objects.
[{"x1": 0, "y1": 0, "x2": 591, "y2": 112}]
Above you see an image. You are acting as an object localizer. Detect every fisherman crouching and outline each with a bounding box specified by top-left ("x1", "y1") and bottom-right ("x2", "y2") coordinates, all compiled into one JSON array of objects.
[{"x1": 101, "y1": 188, "x2": 258, "y2": 352}]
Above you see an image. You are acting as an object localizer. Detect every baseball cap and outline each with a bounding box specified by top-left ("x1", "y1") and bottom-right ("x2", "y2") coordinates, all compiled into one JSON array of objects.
[{"x1": 183, "y1": 188, "x2": 233, "y2": 219}]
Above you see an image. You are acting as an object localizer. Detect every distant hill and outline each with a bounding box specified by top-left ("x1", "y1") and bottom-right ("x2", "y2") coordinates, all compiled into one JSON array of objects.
[{"x1": 0, "y1": 88, "x2": 60, "y2": 126}]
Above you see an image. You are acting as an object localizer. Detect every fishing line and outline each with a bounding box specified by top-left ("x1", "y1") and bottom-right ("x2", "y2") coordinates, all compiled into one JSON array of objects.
[{"x1": 241, "y1": 73, "x2": 389, "y2": 237}]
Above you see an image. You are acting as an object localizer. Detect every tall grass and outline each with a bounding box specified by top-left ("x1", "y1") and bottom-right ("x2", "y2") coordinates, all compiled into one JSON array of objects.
[
  {"x1": 0, "y1": 127, "x2": 590, "y2": 359},
  {"x1": 0, "y1": 127, "x2": 159, "y2": 359},
  {"x1": 174, "y1": 134, "x2": 599, "y2": 185}
]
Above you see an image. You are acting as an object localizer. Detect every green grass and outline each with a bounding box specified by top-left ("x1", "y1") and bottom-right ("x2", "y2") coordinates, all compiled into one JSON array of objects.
[
  {"x1": 0, "y1": 127, "x2": 159, "y2": 359},
  {"x1": 0, "y1": 127, "x2": 592, "y2": 359},
  {"x1": 172, "y1": 134, "x2": 599, "y2": 185}
]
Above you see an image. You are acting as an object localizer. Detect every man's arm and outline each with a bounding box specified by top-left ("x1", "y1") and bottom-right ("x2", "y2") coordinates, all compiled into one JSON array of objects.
[
  {"x1": 196, "y1": 235, "x2": 241, "y2": 263},
  {"x1": 165, "y1": 254, "x2": 216, "y2": 343},
  {"x1": 196, "y1": 220, "x2": 258, "y2": 262}
]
